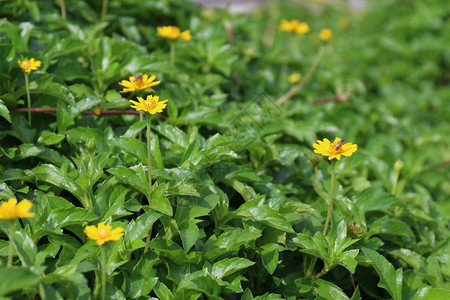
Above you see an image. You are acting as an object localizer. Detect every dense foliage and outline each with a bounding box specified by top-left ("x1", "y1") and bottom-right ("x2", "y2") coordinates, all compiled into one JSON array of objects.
[{"x1": 0, "y1": 0, "x2": 449, "y2": 299}]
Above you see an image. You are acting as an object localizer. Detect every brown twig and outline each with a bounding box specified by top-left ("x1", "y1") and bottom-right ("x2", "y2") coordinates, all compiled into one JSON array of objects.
[
  {"x1": 276, "y1": 46, "x2": 326, "y2": 105},
  {"x1": 14, "y1": 108, "x2": 167, "y2": 119},
  {"x1": 311, "y1": 93, "x2": 350, "y2": 105}
]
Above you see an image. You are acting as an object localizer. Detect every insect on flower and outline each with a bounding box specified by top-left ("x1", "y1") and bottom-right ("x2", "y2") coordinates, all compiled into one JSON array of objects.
[
  {"x1": 132, "y1": 73, "x2": 144, "y2": 82},
  {"x1": 335, "y1": 138, "x2": 347, "y2": 150}
]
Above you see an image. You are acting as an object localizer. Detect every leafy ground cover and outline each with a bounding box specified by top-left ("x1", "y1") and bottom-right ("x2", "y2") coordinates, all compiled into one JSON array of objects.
[{"x1": 0, "y1": 0, "x2": 449, "y2": 299}]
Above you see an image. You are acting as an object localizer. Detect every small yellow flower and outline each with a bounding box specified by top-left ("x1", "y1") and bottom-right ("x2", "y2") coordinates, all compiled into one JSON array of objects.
[
  {"x1": 319, "y1": 28, "x2": 333, "y2": 41},
  {"x1": 279, "y1": 19, "x2": 301, "y2": 33},
  {"x1": 338, "y1": 17, "x2": 350, "y2": 29},
  {"x1": 84, "y1": 222, "x2": 124, "y2": 246},
  {"x1": 0, "y1": 198, "x2": 35, "y2": 220},
  {"x1": 18, "y1": 58, "x2": 41, "y2": 73},
  {"x1": 157, "y1": 26, "x2": 181, "y2": 40},
  {"x1": 288, "y1": 73, "x2": 302, "y2": 84},
  {"x1": 295, "y1": 22, "x2": 310, "y2": 35},
  {"x1": 179, "y1": 30, "x2": 192, "y2": 41},
  {"x1": 129, "y1": 95, "x2": 168, "y2": 115},
  {"x1": 312, "y1": 137, "x2": 357, "y2": 160},
  {"x1": 118, "y1": 74, "x2": 160, "y2": 93}
]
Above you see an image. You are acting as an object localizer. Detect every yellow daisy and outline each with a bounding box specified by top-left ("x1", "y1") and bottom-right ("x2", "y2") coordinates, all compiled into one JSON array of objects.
[
  {"x1": 295, "y1": 22, "x2": 310, "y2": 35},
  {"x1": 313, "y1": 137, "x2": 357, "y2": 160},
  {"x1": 118, "y1": 74, "x2": 160, "y2": 93},
  {"x1": 157, "y1": 26, "x2": 181, "y2": 40},
  {"x1": 319, "y1": 28, "x2": 333, "y2": 41},
  {"x1": 18, "y1": 58, "x2": 41, "y2": 73},
  {"x1": 84, "y1": 222, "x2": 124, "y2": 246},
  {"x1": 179, "y1": 30, "x2": 192, "y2": 41},
  {"x1": 0, "y1": 198, "x2": 35, "y2": 220},
  {"x1": 288, "y1": 73, "x2": 302, "y2": 84},
  {"x1": 129, "y1": 95, "x2": 168, "y2": 115},
  {"x1": 279, "y1": 19, "x2": 301, "y2": 33}
]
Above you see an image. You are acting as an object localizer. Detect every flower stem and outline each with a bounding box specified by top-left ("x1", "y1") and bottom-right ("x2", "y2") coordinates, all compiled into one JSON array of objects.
[
  {"x1": 24, "y1": 73, "x2": 32, "y2": 127},
  {"x1": 276, "y1": 46, "x2": 326, "y2": 105},
  {"x1": 146, "y1": 114, "x2": 152, "y2": 203},
  {"x1": 170, "y1": 41, "x2": 175, "y2": 66},
  {"x1": 139, "y1": 111, "x2": 143, "y2": 140},
  {"x1": 7, "y1": 221, "x2": 15, "y2": 268},
  {"x1": 59, "y1": 0, "x2": 66, "y2": 19},
  {"x1": 323, "y1": 161, "x2": 336, "y2": 235},
  {"x1": 306, "y1": 160, "x2": 336, "y2": 278},
  {"x1": 101, "y1": 0, "x2": 108, "y2": 23},
  {"x1": 101, "y1": 246, "x2": 107, "y2": 300}
]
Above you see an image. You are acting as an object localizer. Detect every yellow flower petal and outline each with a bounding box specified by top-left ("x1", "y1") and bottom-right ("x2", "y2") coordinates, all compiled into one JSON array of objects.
[
  {"x1": 129, "y1": 95, "x2": 168, "y2": 115},
  {"x1": 84, "y1": 222, "x2": 124, "y2": 246},
  {"x1": 312, "y1": 138, "x2": 357, "y2": 160},
  {"x1": 0, "y1": 198, "x2": 34, "y2": 220}
]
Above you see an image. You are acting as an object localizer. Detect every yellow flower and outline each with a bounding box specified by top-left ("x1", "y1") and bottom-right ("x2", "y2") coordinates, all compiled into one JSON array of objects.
[
  {"x1": 118, "y1": 74, "x2": 160, "y2": 93},
  {"x1": 288, "y1": 73, "x2": 302, "y2": 84},
  {"x1": 18, "y1": 58, "x2": 41, "y2": 73},
  {"x1": 179, "y1": 30, "x2": 192, "y2": 41},
  {"x1": 295, "y1": 22, "x2": 310, "y2": 35},
  {"x1": 338, "y1": 17, "x2": 350, "y2": 29},
  {"x1": 0, "y1": 198, "x2": 35, "y2": 220},
  {"x1": 157, "y1": 26, "x2": 181, "y2": 40},
  {"x1": 84, "y1": 222, "x2": 124, "y2": 246},
  {"x1": 129, "y1": 95, "x2": 168, "y2": 115},
  {"x1": 312, "y1": 137, "x2": 357, "y2": 160},
  {"x1": 319, "y1": 28, "x2": 333, "y2": 41},
  {"x1": 279, "y1": 19, "x2": 301, "y2": 33}
]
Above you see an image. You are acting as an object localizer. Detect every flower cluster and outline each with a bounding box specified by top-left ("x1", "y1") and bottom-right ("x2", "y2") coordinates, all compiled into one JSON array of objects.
[
  {"x1": 279, "y1": 19, "x2": 310, "y2": 35},
  {"x1": 157, "y1": 26, "x2": 191, "y2": 41},
  {"x1": 312, "y1": 137, "x2": 357, "y2": 160}
]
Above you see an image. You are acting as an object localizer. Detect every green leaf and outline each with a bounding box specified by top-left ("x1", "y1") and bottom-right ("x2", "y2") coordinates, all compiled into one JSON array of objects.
[
  {"x1": 178, "y1": 219, "x2": 199, "y2": 252},
  {"x1": 211, "y1": 257, "x2": 255, "y2": 279},
  {"x1": 0, "y1": 99, "x2": 11, "y2": 123},
  {"x1": 315, "y1": 279, "x2": 350, "y2": 300},
  {"x1": 13, "y1": 230, "x2": 38, "y2": 266},
  {"x1": 410, "y1": 287, "x2": 450, "y2": 300},
  {"x1": 154, "y1": 123, "x2": 189, "y2": 149},
  {"x1": 125, "y1": 211, "x2": 162, "y2": 243},
  {"x1": 150, "y1": 182, "x2": 173, "y2": 216},
  {"x1": 108, "y1": 164, "x2": 149, "y2": 197},
  {"x1": 259, "y1": 243, "x2": 284, "y2": 274},
  {"x1": 368, "y1": 216, "x2": 415, "y2": 240},
  {"x1": 363, "y1": 248, "x2": 403, "y2": 300},
  {"x1": 112, "y1": 137, "x2": 147, "y2": 164},
  {"x1": 234, "y1": 201, "x2": 295, "y2": 233},
  {"x1": 37, "y1": 130, "x2": 65, "y2": 146},
  {"x1": 0, "y1": 267, "x2": 40, "y2": 296}
]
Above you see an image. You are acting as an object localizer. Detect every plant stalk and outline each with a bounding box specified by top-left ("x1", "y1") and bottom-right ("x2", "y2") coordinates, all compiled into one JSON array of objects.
[
  {"x1": 101, "y1": 246, "x2": 107, "y2": 300},
  {"x1": 146, "y1": 114, "x2": 152, "y2": 203},
  {"x1": 24, "y1": 73, "x2": 32, "y2": 127},
  {"x1": 276, "y1": 46, "x2": 326, "y2": 105},
  {"x1": 322, "y1": 161, "x2": 336, "y2": 236},
  {"x1": 59, "y1": 0, "x2": 66, "y2": 19},
  {"x1": 7, "y1": 221, "x2": 15, "y2": 268},
  {"x1": 101, "y1": 0, "x2": 108, "y2": 23},
  {"x1": 170, "y1": 41, "x2": 175, "y2": 66}
]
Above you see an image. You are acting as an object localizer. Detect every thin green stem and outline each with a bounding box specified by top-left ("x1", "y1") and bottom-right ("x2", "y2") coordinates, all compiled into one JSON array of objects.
[
  {"x1": 138, "y1": 111, "x2": 143, "y2": 140},
  {"x1": 170, "y1": 41, "x2": 175, "y2": 66},
  {"x1": 7, "y1": 221, "x2": 15, "y2": 268},
  {"x1": 146, "y1": 114, "x2": 152, "y2": 203},
  {"x1": 24, "y1": 73, "x2": 32, "y2": 127},
  {"x1": 101, "y1": 0, "x2": 108, "y2": 23},
  {"x1": 323, "y1": 161, "x2": 336, "y2": 236},
  {"x1": 307, "y1": 160, "x2": 336, "y2": 277},
  {"x1": 101, "y1": 246, "x2": 107, "y2": 300},
  {"x1": 59, "y1": 0, "x2": 66, "y2": 19}
]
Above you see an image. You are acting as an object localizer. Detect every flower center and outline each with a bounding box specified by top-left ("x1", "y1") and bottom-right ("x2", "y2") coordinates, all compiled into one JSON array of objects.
[
  {"x1": 99, "y1": 230, "x2": 109, "y2": 239},
  {"x1": 144, "y1": 100, "x2": 157, "y2": 110},
  {"x1": 23, "y1": 61, "x2": 30, "y2": 67}
]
